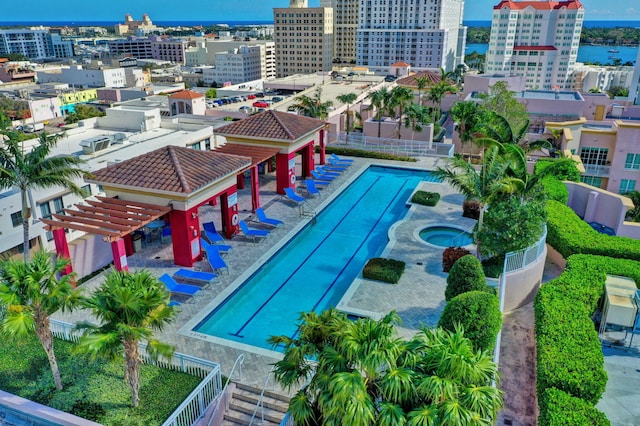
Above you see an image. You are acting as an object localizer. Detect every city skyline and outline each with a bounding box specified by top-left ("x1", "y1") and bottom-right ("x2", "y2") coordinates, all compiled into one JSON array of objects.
[{"x1": 2, "y1": 0, "x2": 639, "y2": 23}]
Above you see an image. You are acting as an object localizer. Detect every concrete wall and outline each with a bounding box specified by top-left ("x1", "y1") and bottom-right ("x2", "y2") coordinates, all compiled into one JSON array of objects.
[
  {"x1": 362, "y1": 117, "x2": 433, "y2": 141},
  {"x1": 68, "y1": 234, "x2": 113, "y2": 279},
  {"x1": 0, "y1": 390, "x2": 102, "y2": 426},
  {"x1": 503, "y1": 245, "x2": 547, "y2": 312}
]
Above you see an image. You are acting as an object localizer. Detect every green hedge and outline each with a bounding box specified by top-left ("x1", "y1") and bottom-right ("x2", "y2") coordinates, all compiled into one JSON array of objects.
[
  {"x1": 438, "y1": 291, "x2": 502, "y2": 352},
  {"x1": 411, "y1": 190, "x2": 440, "y2": 206},
  {"x1": 540, "y1": 176, "x2": 569, "y2": 204},
  {"x1": 445, "y1": 255, "x2": 486, "y2": 301},
  {"x1": 363, "y1": 258, "x2": 406, "y2": 284},
  {"x1": 323, "y1": 146, "x2": 418, "y2": 162},
  {"x1": 546, "y1": 200, "x2": 640, "y2": 261},
  {"x1": 538, "y1": 388, "x2": 610, "y2": 426}
]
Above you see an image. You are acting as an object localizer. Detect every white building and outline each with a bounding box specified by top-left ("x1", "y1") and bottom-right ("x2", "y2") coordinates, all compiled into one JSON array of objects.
[
  {"x1": 572, "y1": 63, "x2": 635, "y2": 93},
  {"x1": 629, "y1": 48, "x2": 640, "y2": 105},
  {"x1": 37, "y1": 65, "x2": 137, "y2": 88},
  {"x1": 355, "y1": 0, "x2": 466, "y2": 72},
  {"x1": 320, "y1": 0, "x2": 359, "y2": 64},
  {"x1": 0, "y1": 28, "x2": 58, "y2": 60},
  {"x1": 485, "y1": 0, "x2": 585, "y2": 90}
]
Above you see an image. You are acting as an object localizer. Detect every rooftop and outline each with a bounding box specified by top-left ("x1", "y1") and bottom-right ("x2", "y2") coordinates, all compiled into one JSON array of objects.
[
  {"x1": 215, "y1": 110, "x2": 325, "y2": 141},
  {"x1": 515, "y1": 90, "x2": 583, "y2": 101}
]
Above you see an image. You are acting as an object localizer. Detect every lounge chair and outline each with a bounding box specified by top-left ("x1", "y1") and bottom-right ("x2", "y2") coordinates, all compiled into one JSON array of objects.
[
  {"x1": 304, "y1": 179, "x2": 322, "y2": 198},
  {"x1": 169, "y1": 300, "x2": 181, "y2": 307},
  {"x1": 200, "y1": 237, "x2": 232, "y2": 255},
  {"x1": 204, "y1": 246, "x2": 229, "y2": 274},
  {"x1": 161, "y1": 227, "x2": 172, "y2": 243},
  {"x1": 283, "y1": 187, "x2": 306, "y2": 205},
  {"x1": 331, "y1": 153, "x2": 354, "y2": 163},
  {"x1": 159, "y1": 273, "x2": 202, "y2": 296},
  {"x1": 311, "y1": 170, "x2": 336, "y2": 181},
  {"x1": 328, "y1": 158, "x2": 351, "y2": 168},
  {"x1": 174, "y1": 269, "x2": 218, "y2": 286},
  {"x1": 315, "y1": 166, "x2": 341, "y2": 176},
  {"x1": 239, "y1": 220, "x2": 270, "y2": 242},
  {"x1": 255, "y1": 207, "x2": 283, "y2": 228},
  {"x1": 202, "y1": 222, "x2": 225, "y2": 243}
]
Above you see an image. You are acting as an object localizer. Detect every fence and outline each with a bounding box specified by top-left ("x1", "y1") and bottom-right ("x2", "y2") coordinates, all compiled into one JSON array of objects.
[
  {"x1": 49, "y1": 319, "x2": 222, "y2": 426},
  {"x1": 326, "y1": 132, "x2": 454, "y2": 158}
]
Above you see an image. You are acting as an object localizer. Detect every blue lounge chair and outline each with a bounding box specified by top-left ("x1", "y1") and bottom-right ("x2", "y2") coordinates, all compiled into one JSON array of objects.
[
  {"x1": 328, "y1": 158, "x2": 351, "y2": 168},
  {"x1": 255, "y1": 207, "x2": 283, "y2": 228},
  {"x1": 316, "y1": 166, "x2": 341, "y2": 176},
  {"x1": 159, "y1": 274, "x2": 202, "y2": 296},
  {"x1": 283, "y1": 187, "x2": 306, "y2": 205},
  {"x1": 239, "y1": 220, "x2": 270, "y2": 242},
  {"x1": 204, "y1": 246, "x2": 229, "y2": 274},
  {"x1": 304, "y1": 179, "x2": 322, "y2": 198},
  {"x1": 174, "y1": 269, "x2": 218, "y2": 286},
  {"x1": 202, "y1": 222, "x2": 225, "y2": 243},
  {"x1": 200, "y1": 237, "x2": 232, "y2": 255},
  {"x1": 311, "y1": 170, "x2": 336, "y2": 181},
  {"x1": 169, "y1": 300, "x2": 181, "y2": 307},
  {"x1": 331, "y1": 153, "x2": 354, "y2": 163}
]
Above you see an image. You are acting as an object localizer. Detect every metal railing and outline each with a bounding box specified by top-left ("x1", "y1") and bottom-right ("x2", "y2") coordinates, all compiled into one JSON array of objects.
[
  {"x1": 326, "y1": 132, "x2": 454, "y2": 158},
  {"x1": 206, "y1": 354, "x2": 244, "y2": 426},
  {"x1": 249, "y1": 366, "x2": 276, "y2": 425},
  {"x1": 49, "y1": 319, "x2": 223, "y2": 425},
  {"x1": 583, "y1": 164, "x2": 610, "y2": 177}
]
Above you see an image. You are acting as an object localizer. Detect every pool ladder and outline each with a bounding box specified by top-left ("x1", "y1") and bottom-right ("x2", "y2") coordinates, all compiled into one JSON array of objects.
[{"x1": 300, "y1": 204, "x2": 316, "y2": 218}]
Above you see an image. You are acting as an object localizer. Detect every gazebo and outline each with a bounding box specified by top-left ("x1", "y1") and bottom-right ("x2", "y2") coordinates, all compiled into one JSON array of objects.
[
  {"x1": 42, "y1": 145, "x2": 251, "y2": 270},
  {"x1": 214, "y1": 110, "x2": 327, "y2": 195}
]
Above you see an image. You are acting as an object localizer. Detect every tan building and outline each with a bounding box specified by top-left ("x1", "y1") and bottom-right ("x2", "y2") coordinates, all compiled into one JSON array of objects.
[
  {"x1": 115, "y1": 13, "x2": 158, "y2": 36},
  {"x1": 320, "y1": 0, "x2": 358, "y2": 64},
  {"x1": 273, "y1": 0, "x2": 334, "y2": 78}
]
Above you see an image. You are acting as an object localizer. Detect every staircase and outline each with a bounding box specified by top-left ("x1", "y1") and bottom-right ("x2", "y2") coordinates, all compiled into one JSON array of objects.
[{"x1": 221, "y1": 383, "x2": 290, "y2": 426}]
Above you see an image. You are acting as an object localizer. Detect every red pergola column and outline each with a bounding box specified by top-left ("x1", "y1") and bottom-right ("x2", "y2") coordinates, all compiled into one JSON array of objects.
[
  {"x1": 250, "y1": 165, "x2": 260, "y2": 212},
  {"x1": 301, "y1": 141, "x2": 315, "y2": 178},
  {"x1": 52, "y1": 228, "x2": 73, "y2": 276},
  {"x1": 170, "y1": 208, "x2": 200, "y2": 267},
  {"x1": 237, "y1": 172, "x2": 246, "y2": 190},
  {"x1": 319, "y1": 127, "x2": 326, "y2": 165},
  {"x1": 124, "y1": 234, "x2": 134, "y2": 256},
  {"x1": 221, "y1": 186, "x2": 239, "y2": 239},
  {"x1": 276, "y1": 152, "x2": 296, "y2": 194},
  {"x1": 110, "y1": 238, "x2": 129, "y2": 272}
]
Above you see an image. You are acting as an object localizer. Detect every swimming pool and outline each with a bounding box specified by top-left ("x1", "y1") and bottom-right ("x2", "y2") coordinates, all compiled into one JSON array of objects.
[{"x1": 194, "y1": 165, "x2": 437, "y2": 350}]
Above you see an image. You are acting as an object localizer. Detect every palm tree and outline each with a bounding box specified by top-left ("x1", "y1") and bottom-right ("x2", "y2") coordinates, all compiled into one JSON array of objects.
[
  {"x1": 366, "y1": 87, "x2": 391, "y2": 138},
  {"x1": 476, "y1": 112, "x2": 530, "y2": 148},
  {"x1": 0, "y1": 250, "x2": 82, "y2": 390},
  {"x1": 269, "y1": 309, "x2": 502, "y2": 426},
  {"x1": 415, "y1": 75, "x2": 430, "y2": 105},
  {"x1": 625, "y1": 190, "x2": 640, "y2": 222},
  {"x1": 75, "y1": 270, "x2": 176, "y2": 407},
  {"x1": 425, "y1": 81, "x2": 458, "y2": 122},
  {"x1": 336, "y1": 92, "x2": 358, "y2": 143},
  {"x1": 0, "y1": 132, "x2": 87, "y2": 262},
  {"x1": 294, "y1": 88, "x2": 333, "y2": 120},
  {"x1": 388, "y1": 86, "x2": 415, "y2": 139},
  {"x1": 403, "y1": 104, "x2": 431, "y2": 140},
  {"x1": 450, "y1": 101, "x2": 483, "y2": 160}
]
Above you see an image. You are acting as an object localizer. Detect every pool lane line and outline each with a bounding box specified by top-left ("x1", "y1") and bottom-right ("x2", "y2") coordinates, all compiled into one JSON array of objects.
[{"x1": 227, "y1": 176, "x2": 383, "y2": 338}]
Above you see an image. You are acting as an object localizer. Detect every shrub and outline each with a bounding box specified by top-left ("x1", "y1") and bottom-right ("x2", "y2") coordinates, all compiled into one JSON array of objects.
[
  {"x1": 442, "y1": 247, "x2": 471, "y2": 273},
  {"x1": 481, "y1": 255, "x2": 504, "y2": 278},
  {"x1": 445, "y1": 255, "x2": 486, "y2": 301},
  {"x1": 363, "y1": 258, "x2": 406, "y2": 284},
  {"x1": 538, "y1": 388, "x2": 610, "y2": 426},
  {"x1": 411, "y1": 190, "x2": 440, "y2": 206},
  {"x1": 438, "y1": 291, "x2": 502, "y2": 352},
  {"x1": 540, "y1": 175, "x2": 569, "y2": 203},
  {"x1": 546, "y1": 200, "x2": 640, "y2": 261},
  {"x1": 462, "y1": 198, "x2": 480, "y2": 220},
  {"x1": 534, "y1": 158, "x2": 581, "y2": 182},
  {"x1": 322, "y1": 146, "x2": 418, "y2": 162}
]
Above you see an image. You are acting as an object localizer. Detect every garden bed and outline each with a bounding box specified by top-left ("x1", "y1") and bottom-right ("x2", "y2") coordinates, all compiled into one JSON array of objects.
[{"x1": 363, "y1": 258, "x2": 406, "y2": 284}]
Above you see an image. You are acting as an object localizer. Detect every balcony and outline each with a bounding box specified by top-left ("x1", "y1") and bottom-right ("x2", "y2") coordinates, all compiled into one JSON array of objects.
[{"x1": 583, "y1": 164, "x2": 610, "y2": 177}]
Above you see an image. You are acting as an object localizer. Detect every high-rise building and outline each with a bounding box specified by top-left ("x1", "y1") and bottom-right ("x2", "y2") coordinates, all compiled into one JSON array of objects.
[
  {"x1": 485, "y1": 0, "x2": 585, "y2": 90},
  {"x1": 273, "y1": 0, "x2": 334, "y2": 78},
  {"x1": 629, "y1": 48, "x2": 640, "y2": 105},
  {"x1": 320, "y1": 0, "x2": 359, "y2": 64},
  {"x1": 207, "y1": 45, "x2": 272, "y2": 85},
  {"x1": 0, "y1": 28, "x2": 73, "y2": 60},
  {"x1": 355, "y1": 0, "x2": 466, "y2": 72}
]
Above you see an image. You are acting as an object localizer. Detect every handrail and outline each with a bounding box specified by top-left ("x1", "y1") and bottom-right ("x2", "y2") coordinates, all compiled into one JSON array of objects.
[
  {"x1": 248, "y1": 365, "x2": 276, "y2": 425},
  {"x1": 206, "y1": 354, "x2": 244, "y2": 426}
]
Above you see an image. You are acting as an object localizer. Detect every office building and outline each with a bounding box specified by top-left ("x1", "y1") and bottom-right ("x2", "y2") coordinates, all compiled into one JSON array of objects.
[
  {"x1": 273, "y1": 0, "x2": 334, "y2": 78},
  {"x1": 485, "y1": 0, "x2": 585, "y2": 90},
  {"x1": 320, "y1": 0, "x2": 359, "y2": 64},
  {"x1": 206, "y1": 45, "x2": 272, "y2": 85},
  {"x1": 109, "y1": 35, "x2": 187, "y2": 65},
  {"x1": 355, "y1": 0, "x2": 466, "y2": 72}
]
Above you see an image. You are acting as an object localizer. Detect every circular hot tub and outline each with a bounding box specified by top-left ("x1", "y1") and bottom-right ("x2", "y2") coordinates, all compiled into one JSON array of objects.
[{"x1": 419, "y1": 226, "x2": 473, "y2": 248}]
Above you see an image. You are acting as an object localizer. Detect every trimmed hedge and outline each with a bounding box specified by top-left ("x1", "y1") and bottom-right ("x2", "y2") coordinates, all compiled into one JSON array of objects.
[
  {"x1": 445, "y1": 255, "x2": 486, "y2": 301},
  {"x1": 438, "y1": 291, "x2": 502, "y2": 352},
  {"x1": 546, "y1": 200, "x2": 640, "y2": 261},
  {"x1": 322, "y1": 146, "x2": 418, "y2": 162},
  {"x1": 411, "y1": 190, "x2": 440, "y2": 206},
  {"x1": 538, "y1": 388, "x2": 610, "y2": 426},
  {"x1": 363, "y1": 258, "x2": 406, "y2": 284},
  {"x1": 540, "y1": 175, "x2": 569, "y2": 204}
]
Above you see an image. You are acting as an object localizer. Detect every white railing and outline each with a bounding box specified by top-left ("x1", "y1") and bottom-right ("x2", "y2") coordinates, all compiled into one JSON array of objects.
[
  {"x1": 49, "y1": 319, "x2": 223, "y2": 425},
  {"x1": 206, "y1": 354, "x2": 244, "y2": 426},
  {"x1": 583, "y1": 164, "x2": 610, "y2": 177},
  {"x1": 249, "y1": 366, "x2": 276, "y2": 425},
  {"x1": 326, "y1": 132, "x2": 454, "y2": 158}
]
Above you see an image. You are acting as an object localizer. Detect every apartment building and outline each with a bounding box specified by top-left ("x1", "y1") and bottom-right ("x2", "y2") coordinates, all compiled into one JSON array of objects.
[
  {"x1": 36, "y1": 65, "x2": 139, "y2": 88},
  {"x1": 0, "y1": 28, "x2": 74, "y2": 60},
  {"x1": 206, "y1": 45, "x2": 269, "y2": 85},
  {"x1": 628, "y1": 47, "x2": 640, "y2": 105},
  {"x1": 109, "y1": 35, "x2": 187, "y2": 65},
  {"x1": 273, "y1": 0, "x2": 334, "y2": 78},
  {"x1": 320, "y1": 0, "x2": 359, "y2": 63},
  {"x1": 485, "y1": 0, "x2": 585, "y2": 90},
  {"x1": 572, "y1": 63, "x2": 635, "y2": 93},
  {"x1": 355, "y1": 0, "x2": 466, "y2": 72},
  {"x1": 185, "y1": 40, "x2": 276, "y2": 79}
]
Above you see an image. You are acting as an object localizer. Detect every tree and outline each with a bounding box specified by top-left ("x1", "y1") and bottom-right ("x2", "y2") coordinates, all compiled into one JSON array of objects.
[
  {"x1": 0, "y1": 251, "x2": 82, "y2": 390},
  {"x1": 0, "y1": 133, "x2": 87, "y2": 262},
  {"x1": 403, "y1": 103, "x2": 431, "y2": 140},
  {"x1": 425, "y1": 80, "x2": 458, "y2": 122},
  {"x1": 294, "y1": 88, "x2": 333, "y2": 119},
  {"x1": 75, "y1": 270, "x2": 176, "y2": 407},
  {"x1": 269, "y1": 309, "x2": 503, "y2": 426},
  {"x1": 205, "y1": 88, "x2": 217, "y2": 99},
  {"x1": 450, "y1": 101, "x2": 483, "y2": 159},
  {"x1": 415, "y1": 75, "x2": 430, "y2": 105},
  {"x1": 388, "y1": 86, "x2": 415, "y2": 138},
  {"x1": 624, "y1": 190, "x2": 640, "y2": 222},
  {"x1": 64, "y1": 105, "x2": 105, "y2": 124},
  {"x1": 607, "y1": 85, "x2": 629, "y2": 99},
  {"x1": 478, "y1": 81, "x2": 529, "y2": 137},
  {"x1": 366, "y1": 87, "x2": 391, "y2": 138},
  {"x1": 445, "y1": 255, "x2": 487, "y2": 301},
  {"x1": 476, "y1": 111, "x2": 530, "y2": 148},
  {"x1": 336, "y1": 92, "x2": 358, "y2": 142}
]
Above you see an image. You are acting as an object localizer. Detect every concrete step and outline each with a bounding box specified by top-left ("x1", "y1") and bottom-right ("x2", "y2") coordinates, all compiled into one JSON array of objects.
[
  {"x1": 228, "y1": 401, "x2": 285, "y2": 424},
  {"x1": 220, "y1": 382, "x2": 290, "y2": 426},
  {"x1": 235, "y1": 382, "x2": 291, "y2": 404},
  {"x1": 232, "y1": 390, "x2": 289, "y2": 414},
  {"x1": 222, "y1": 409, "x2": 281, "y2": 426}
]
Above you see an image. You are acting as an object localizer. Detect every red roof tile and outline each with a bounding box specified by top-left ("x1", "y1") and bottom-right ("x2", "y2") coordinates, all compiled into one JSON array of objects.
[
  {"x1": 391, "y1": 61, "x2": 411, "y2": 67},
  {"x1": 493, "y1": 0, "x2": 583, "y2": 10},
  {"x1": 396, "y1": 70, "x2": 443, "y2": 87},
  {"x1": 170, "y1": 90, "x2": 204, "y2": 99},
  {"x1": 89, "y1": 146, "x2": 251, "y2": 194},
  {"x1": 215, "y1": 110, "x2": 325, "y2": 141}
]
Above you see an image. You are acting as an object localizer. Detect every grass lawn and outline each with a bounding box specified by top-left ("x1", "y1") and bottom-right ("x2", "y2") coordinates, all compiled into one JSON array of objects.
[{"x1": 0, "y1": 334, "x2": 203, "y2": 425}]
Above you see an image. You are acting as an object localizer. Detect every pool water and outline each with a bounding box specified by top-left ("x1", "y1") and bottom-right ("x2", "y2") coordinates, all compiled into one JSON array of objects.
[
  {"x1": 194, "y1": 166, "x2": 437, "y2": 349},
  {"x1": 419, "y1": 226, "x2": 473, "y2": 247}
]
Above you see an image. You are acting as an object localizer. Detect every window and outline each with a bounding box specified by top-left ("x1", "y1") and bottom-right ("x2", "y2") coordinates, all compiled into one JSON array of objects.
[
  {"x1": 579, "y1": 147, "x2": 608, "y2": 166},
  {"x1": 620, "y1": 179, "x2": 636, "y2": 194},
  {"x1": 625, "y1": 153, "x2": 640, "y2": 170},
  {"x1": 10, "y1": 211, "x2": 23, "y2": 227},
  {"x1": 580, "y1": 176, "x2": 602, "y2": 188},
  {"x1": 39, "y1": 196, "x2": 64, "y2": 241}
]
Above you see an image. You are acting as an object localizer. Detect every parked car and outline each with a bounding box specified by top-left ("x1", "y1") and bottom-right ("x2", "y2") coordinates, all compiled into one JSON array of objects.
[
  {"x1": 253, "y1": 101, "x2": 269, "y2": 108},
  {"x1": 255, "y1": 92, "x2": 265, "y2": 98},
  {"x1": 239, "y1": 106, "x2": 252, "y2": 113},
  {"x1": 272, "y1": 96, "x2": 284, "y2": 102},
  {"x1": 264, "y1": 100, "x2": 274, "y2": 105},
  {"x1": 348, "y1": 72, "x2": 355, "y2": 77},
  {"x1": 384, "y1": 75, "x2": 398, "y2": 82},
  {"x1": 230, "y1": 97, "x2": 241, "y2": 103},
  {"x1": 247, "y1": 94, "x2": 257, "y2": 99}
]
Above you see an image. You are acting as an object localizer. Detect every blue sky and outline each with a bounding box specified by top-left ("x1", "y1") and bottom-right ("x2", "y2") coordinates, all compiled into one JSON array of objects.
[{"x1": 3, "y1": 0, "x2": 639, "y2": 22}]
